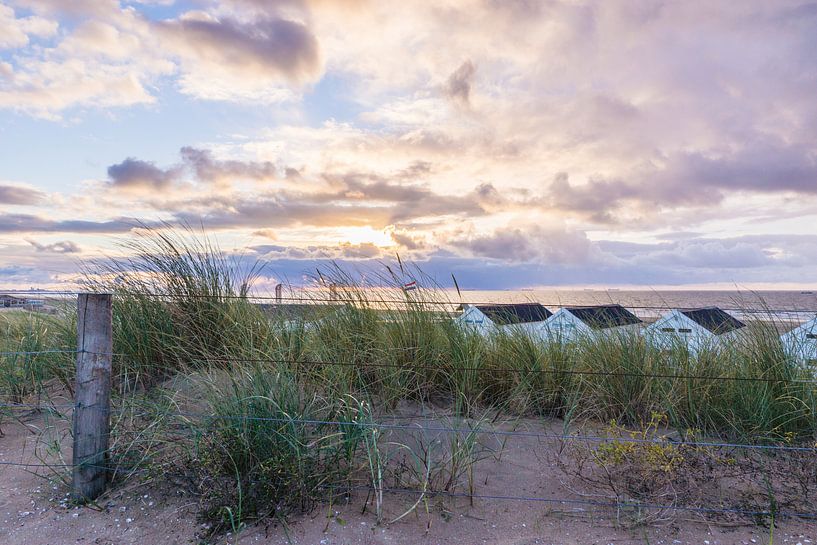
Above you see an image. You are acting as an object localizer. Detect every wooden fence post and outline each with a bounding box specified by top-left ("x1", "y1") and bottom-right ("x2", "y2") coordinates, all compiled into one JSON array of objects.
[{"x1": 72, "y1": 293, "x2": 113, "y2": 503}]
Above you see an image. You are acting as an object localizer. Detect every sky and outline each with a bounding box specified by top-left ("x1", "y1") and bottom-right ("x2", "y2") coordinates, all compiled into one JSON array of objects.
[{"x1": 1, "y1": 0, "x2": 817, "y2": 290}]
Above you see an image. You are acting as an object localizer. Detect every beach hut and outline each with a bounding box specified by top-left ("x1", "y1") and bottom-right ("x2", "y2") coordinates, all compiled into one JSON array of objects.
[
  {"x1": 455, "y1": 303, "x2": 553, "y2": 337},
  {"x1": 259, "y1": 302, "x2": 343, "y2": 331},
  {"x1": 643, "y1": 307, "x2": 746, "y2": 355},
  {"x1": 780, "y1": 315, "x2": 817, "y2": 364},
  {"x1": 540, "y1": 304, "x2": 642, "y2": 343},
  {"x1": 1, "y1": 294, "x2": 27, "y2": 308}
]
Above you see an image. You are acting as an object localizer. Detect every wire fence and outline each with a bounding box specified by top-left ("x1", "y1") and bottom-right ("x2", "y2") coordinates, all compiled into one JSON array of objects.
[
  {"x1": 4, "y1": 349, "x2": 817, "y2": 385},
  {"x1": 2, "y1": 399, "x2": 817, "y2": 453}
]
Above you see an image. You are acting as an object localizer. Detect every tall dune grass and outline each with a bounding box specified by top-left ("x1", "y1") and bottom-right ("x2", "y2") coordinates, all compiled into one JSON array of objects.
[
  {"x1": 0, "y1": 309, "x2": 74, "y2": 404},
  {"x1": 77, "y1": 227, "x2": 817, "y2": 443},
  {"x1": 86, "y1": 227, "x2": 276, "y2": 386}
]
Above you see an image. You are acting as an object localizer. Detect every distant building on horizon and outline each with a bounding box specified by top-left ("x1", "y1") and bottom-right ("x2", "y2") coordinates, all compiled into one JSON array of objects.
[
  {"x1": 780, "y1": 315, "x2": 817, "y2": 365},
  {"x1": 540, "y1": 304, "x2": 642, "y2": 342},
  {"x1": 1, "y1": 294, "x2": 44, "y2": 309},
  {"x1": 1, "y1": 294, "x2": 27, "y2": 308},
  {"x1": 643, "y1": 307, "x2": 746, "y2": 355},
  {"x1": 455, "y1": 303, "x2": 553, "y2": 337}
]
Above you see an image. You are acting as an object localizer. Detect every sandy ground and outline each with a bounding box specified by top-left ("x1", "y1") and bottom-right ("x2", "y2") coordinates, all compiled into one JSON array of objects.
[{"x1": 2, "y1": 410, "x2": 816, "y2": 545}]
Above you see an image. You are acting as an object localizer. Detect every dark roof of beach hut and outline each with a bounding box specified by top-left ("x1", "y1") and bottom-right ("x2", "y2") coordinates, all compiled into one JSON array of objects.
[
  {"x1": 680, "y1": 307, "x2": 745, "y2": 335},
  {"x1": 471, "y1": 303, "x2": 553, "y2": 325},
  {"x1": 564, "y1": 304, "x2": 642, "y2": 329}
]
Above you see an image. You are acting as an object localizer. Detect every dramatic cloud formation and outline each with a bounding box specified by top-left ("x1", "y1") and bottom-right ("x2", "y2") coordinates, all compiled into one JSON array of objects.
[{"x1": 2, "y1": 0, "x2": 817, "y2": 288}]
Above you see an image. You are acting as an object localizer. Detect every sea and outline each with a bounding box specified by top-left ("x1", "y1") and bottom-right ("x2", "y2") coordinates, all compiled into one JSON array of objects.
[{"x1": 281, "y1": 288, "x2": 817, "y2": 323}]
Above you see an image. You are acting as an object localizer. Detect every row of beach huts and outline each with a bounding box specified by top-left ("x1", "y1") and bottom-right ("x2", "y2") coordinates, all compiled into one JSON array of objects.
[{"x1": 455, "y1": 303, "x2": 817, "y2": 363}]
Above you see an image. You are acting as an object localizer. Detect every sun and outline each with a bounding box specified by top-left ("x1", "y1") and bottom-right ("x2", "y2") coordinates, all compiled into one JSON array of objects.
[{"x1": 335, "y1": 227, "x2": 394, "y2": 247}]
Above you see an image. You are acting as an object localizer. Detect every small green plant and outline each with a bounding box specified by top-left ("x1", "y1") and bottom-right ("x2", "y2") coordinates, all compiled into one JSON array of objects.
[{"x1": 186, "y1": 364, "x2": 368, "y2": 534}]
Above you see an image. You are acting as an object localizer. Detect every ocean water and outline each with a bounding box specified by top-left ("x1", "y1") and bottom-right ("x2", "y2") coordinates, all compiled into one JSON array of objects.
[
  {"x1": 450, "y1": 290, "x2": 817, "y2": 322},
  {"x1": 283, "y1": 288, "x2": 817, "y2": 322}
]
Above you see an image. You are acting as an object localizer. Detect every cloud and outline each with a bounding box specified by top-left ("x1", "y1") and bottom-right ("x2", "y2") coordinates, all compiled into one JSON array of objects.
[
  {"x1": 102, "y1": 148, "x2": 513, "y2": 228},
  {"x1": 252, "y1": 241, "x2": 385, "y2": 260},
  {"x1": 0, "y1": 184, "x2": 46, "y2": 205},
  {"x1": 390, "y1": 231, "x2": 422, "y2": 250},
  {"x1": 106, "y1": 147, "x2": 284, "y2": 191},
  {"x1": 0, "y1": 1, "x2": 324, "y2": 116},
  {"x1": 0, "y1": 5, "x2": 58, "y2": 49},
  {"x1": 653, "y1": 141, "x2": 817, "y2": 195},
  {"x1": 10, "y1": 0, "x2": 120, "y2": 18},
  {"x1": 60, "y1": 20, "x2": 142, "y2": 60},
  {"x1": 157, "y1": 13, "x2": 321, "y2": 100},
  {"x1": 25, "y1": 239, "x2": 81, "y2": 253},
  {"x1": 180, "y1": 147, "x2": 279, "y2": 184},
  {"x1": 107, "y1": 158, "x2": 179, "y2": 190},
  {"x1": 0, "y1": 8, "x2": 171, "y2": 118},
  {"x1": 544, "y1": 137, "x2": 817, "y2": 225},
  {"x1": 443, "y1": 60, "x2": 476, "y2": 105},
  {"x1": 448, "y1": 224, "x2": 594, "y2": 264},
  {"x1": 545, "y1": 172, "x2": 715, "y2": 225},
  {"x1": 168, "y1": 180, "x2": 487, "y2": 229},
  {"x1": 0, "y1": 213, "x2": 141, "y2": 234}
]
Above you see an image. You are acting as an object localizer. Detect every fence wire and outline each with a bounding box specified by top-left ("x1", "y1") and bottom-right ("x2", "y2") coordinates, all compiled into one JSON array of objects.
[
  {"x1": 0, "y1": 349, "x2": 80, "y2": 357},
  {"x1": 5, "y1": 349, "x2": 816, "y2": 384},
  {"x1": 3, "y1": 401, "x2": 817, "y2": 453}
]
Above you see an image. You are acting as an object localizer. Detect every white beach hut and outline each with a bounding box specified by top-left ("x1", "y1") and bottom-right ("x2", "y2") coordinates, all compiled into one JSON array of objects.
[
  {"x1": 259, "y1": 303, "x2": 342, "y2": 331},
  {"x1": 455, "y1": 303, "x2": 553, "y2": 337},
  {"x1": 643, "y1": 307, "x2": 746, "y2": 355},
  {"x1": 539, "y1": 304, "x2": 642, "y2": 343},
  {"x1": 780, "y1": 315, "x2": 817, "y2": 364}
]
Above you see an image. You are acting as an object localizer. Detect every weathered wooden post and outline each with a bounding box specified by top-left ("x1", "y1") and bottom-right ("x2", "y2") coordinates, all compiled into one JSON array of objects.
[{"x1": 72, "y1": 293, "x2": 113, "y2": 503}]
